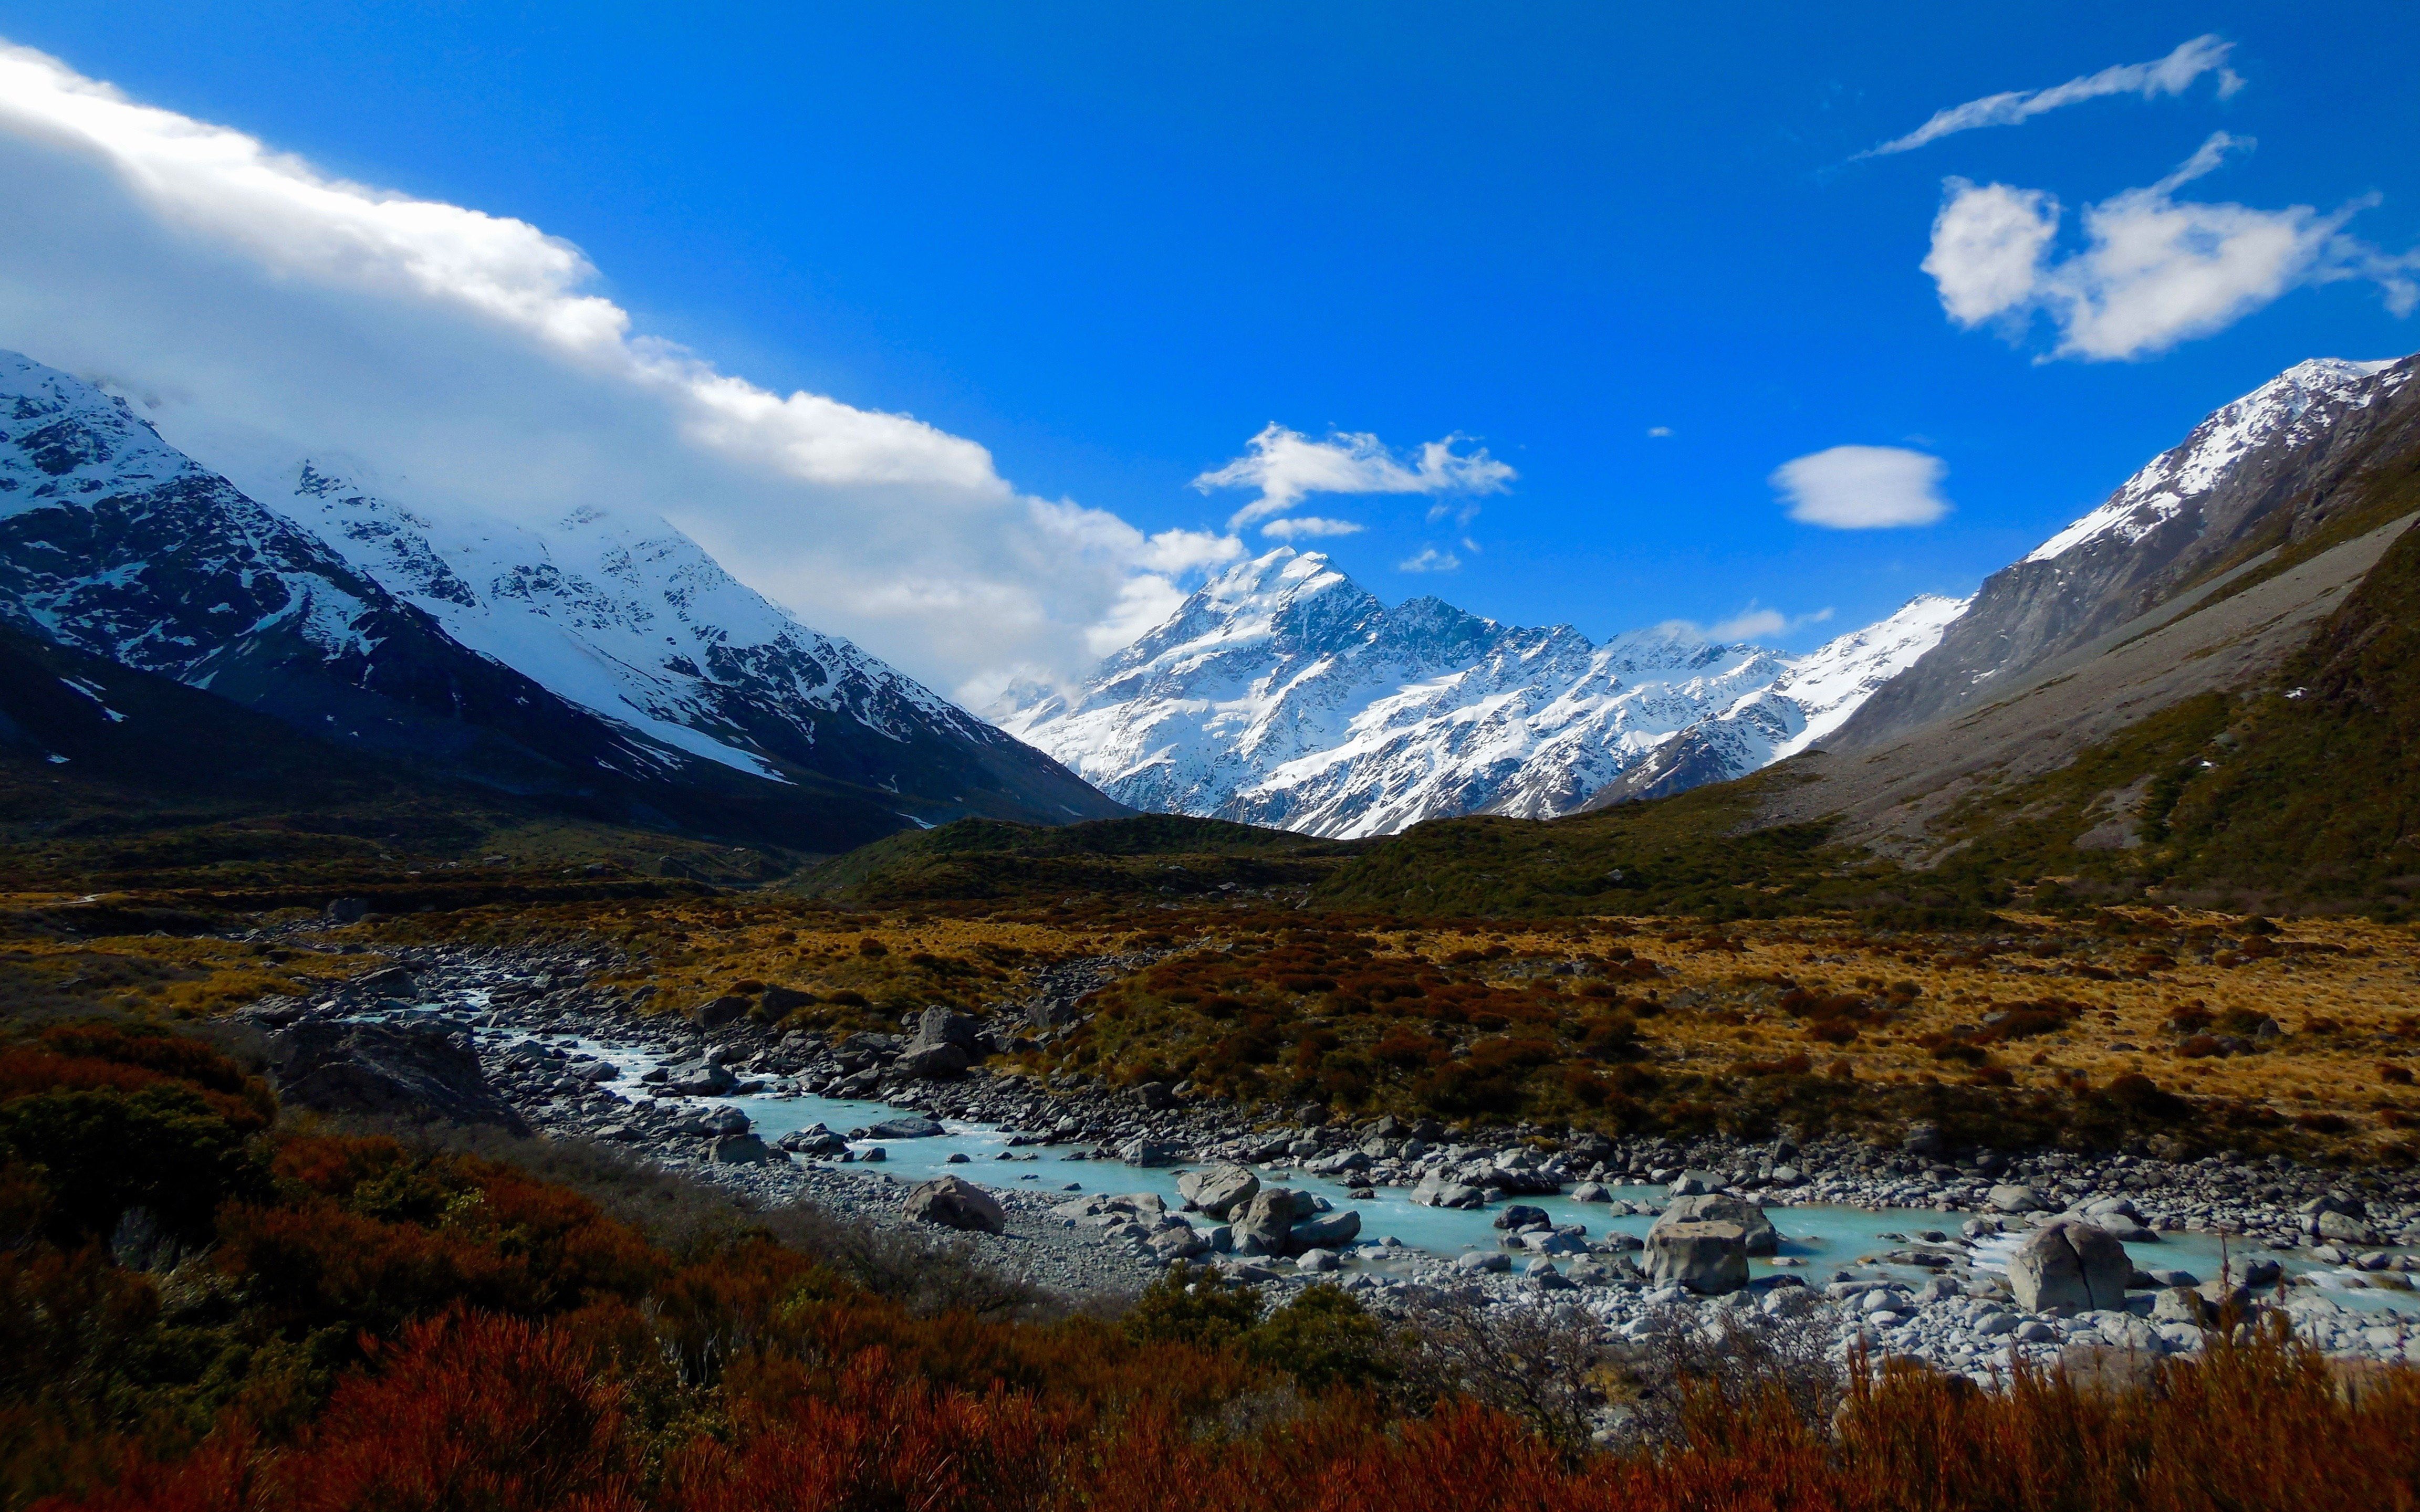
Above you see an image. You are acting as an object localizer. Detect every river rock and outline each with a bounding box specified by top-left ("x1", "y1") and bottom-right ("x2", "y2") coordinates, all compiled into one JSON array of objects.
[
  {"x1": 779, "y1": 1126, "x2": 850, "y2": 1157},
  {"x1": 1148, "y1": 1224, "x2": 1208, "y2": 1260},
  {"x1": 1290, "y1": 1209, "x2": 1361, "y2": 1251},
  {"x1": 869, "y1": 1116, "x2": 944, "y2": 1139},
  {"x1": 1987, "y1": 1184, "x2": 2044, "y2": 1214},
  {"x1": 661, "y1": 1057, "x2": 737, "y2": 1096},
  {"x1": 1643, "y1": 1219, "x2": 1749, "y2": 1294},
  {"x1": 1177, "y1": 1164, "x2": 1260, "y2": 1218},
  {"x1": 269, "y1": 1021, "x2": 528, "y2": 1134},
  {"x1": 904, "y1": 1175, "x2": 1006, "y2": 1234},
  {"x1": 2313, "y1": 1210, "x2": 2378, "y2": 1245},
  {"x1": 691, "y1": 994, "x2": 750, "y2": 1030},
  {"x1": 1668, "y1": 1169, "x2": 1721, "y2": 1196},
  {"x1": 1412, "y1": 1171, "x2": 1488, "y2": 1209},
  {"x1": 901, "y1": 1042, "x2": 971, "y2": 1079},
  {"x1": 1118, "y1": 1138, "x2": 1181, "y2": 1167},
  {"x1": 1654, "y1": 1193, "x2": 1778, "y2": 1256},
  {"x1": 2007, "y1": 1218, "x2": 2131, "y2": 1312},
  {"x1": 1233, "y1": 1188, "x2": 1300, "y2": 1254},
  {"x1": 913, "y1": 1006, "x2": 981, "y2": 1048},
  {"x1": 710, "y1": 1134, "x2": 770, "y2": 1164}
]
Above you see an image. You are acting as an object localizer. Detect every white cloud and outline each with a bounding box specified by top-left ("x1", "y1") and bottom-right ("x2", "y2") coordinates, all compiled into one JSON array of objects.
[
  {"x1": 1865, "y1": 35, "x2": 2242, "y2": 158},
  {"x1": 1922, "y1": 180, "x2": 2062, "y2": 326},
  {"x1": 1397, "y1": 546, "x2": 1461, "y2": 572},
  {"x1": 0, "y1": 38, "x2": 1231, "y2": 698},
  {"x1": 1771, "y1": 446, "x2": 1951, "y2": 529},
  {"x1": 1922, "y1": 134, "x2": 2416, "y2": 361},
  {"x1": 1707, "y1": 604, "x2": 1834, "y2": 642},
  {"x1": 1193, "y1": 422, "x2": 1514, "y2": 537},
  {"x1": 1260, "y1": 515, "x2": 1365, "y2": 539},
  {"x1": 1646, "y1": 426, "x2": 1673, "y2": 437}
]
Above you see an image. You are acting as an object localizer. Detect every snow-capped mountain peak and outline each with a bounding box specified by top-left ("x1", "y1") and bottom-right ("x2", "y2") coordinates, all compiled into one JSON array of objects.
[
  {"x1": 2026, "y1": 358, "x2": 2408, "y2": 564},
  {"x1": 999, "y1": 548, "x2": 1965, "y2": 837}
]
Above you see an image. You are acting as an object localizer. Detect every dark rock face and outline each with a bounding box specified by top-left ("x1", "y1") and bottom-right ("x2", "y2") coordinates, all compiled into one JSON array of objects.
[
  {"x1": 270, "y1": 1021, "x2": 528, "y2": 1134},
  {"x1": 1836, "y1": 357, "x2": 2420, "y2": 751}
]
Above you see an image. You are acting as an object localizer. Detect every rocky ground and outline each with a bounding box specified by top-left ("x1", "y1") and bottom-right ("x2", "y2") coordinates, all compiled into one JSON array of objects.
[{"x1": 243, "y1": 934, "x2": 2420, "y2": 1380}]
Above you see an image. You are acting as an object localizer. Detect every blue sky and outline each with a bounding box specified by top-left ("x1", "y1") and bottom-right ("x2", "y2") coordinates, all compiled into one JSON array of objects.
[{"x1": 1, "y1": 3, "x2": 2415, "y2": 693}]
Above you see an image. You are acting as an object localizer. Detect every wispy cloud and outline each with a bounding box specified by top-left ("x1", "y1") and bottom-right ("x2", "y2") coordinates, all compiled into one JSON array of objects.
[
  {"x1": 1193, "y1": 423, "x2": 1514, "y2": 537},
  {"x1": 1397, "y1": 546, "x2": 1461, "y2": 573},
  {"x1": 1863, "y1": 35, "x2": 2242, "y2": 158},
  {"x1": 1261, "y1": 515, "x2": 1364, "y2": 539},
  {"x1": 1708, "y1": 604, "x2": 1834, "y2": 642},
  {"x1": 1771, "y1": 446, "x2": 1951, "y2": 529},
  {"x1": 1922, "y1": 134, "x2": 2419, "y2": 361}
]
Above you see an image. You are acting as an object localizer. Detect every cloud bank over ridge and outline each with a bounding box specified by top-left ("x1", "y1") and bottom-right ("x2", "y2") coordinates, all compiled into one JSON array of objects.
[{"x1": 0, "y1": 38, "x2": 1241, "y2": 701}]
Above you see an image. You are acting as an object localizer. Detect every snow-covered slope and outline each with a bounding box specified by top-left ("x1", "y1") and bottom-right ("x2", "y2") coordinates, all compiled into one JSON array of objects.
[
  {"x1": 2025, "y1": 359, "x2": 2405, "y2": 563},
  {"x1": 1577, "y1": 593, "x2": 1969, "y2": 808},
  {"x1": 1837, "y1": 352, "x2": 2419, "y2": 750},
  {"x1": 272, "y1": 464, "x2": 1099, "y2": 812},
  {"x1": 998, "y1": 549, "x2": 1965, "y2": 837},
  {"x1": 0, "y1": 350, "x2": 1119, "y2": 844}
]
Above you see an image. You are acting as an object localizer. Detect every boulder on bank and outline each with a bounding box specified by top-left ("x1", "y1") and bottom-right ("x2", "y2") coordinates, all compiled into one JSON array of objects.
[
  {"x1": 710, "y1": 1134, "x2": 770, "y2": 1164},
  {"x1": 901, "y1": 1042, "x2": 971, "y2": 1079},
  {"x1": 1176, "y1": 1164, "x2": 1260, "y2": 1218},
  {"x1": 904, "y1": 1176, "x2": 1006, "y2": 1235},
  {"x1": 690, "y1": 994, "x2": 751, "y2": 1029},
  {"x1": 1643, "y1": 1219, "x2": 1749, "y2": 1294},
  {"x1": 2007, "y1": 1218, "x2": 2131, "y2": 1312},
  {"x1": 1653, "y1": 1193, "x2": 1779, "y2": 1256},
  {"x1": 270, "y1": 1021, "x2": 527, "y2": 1134},
  {"x1": 1987, "y1": 1184, "x2": 2043, "y2": 1214}
]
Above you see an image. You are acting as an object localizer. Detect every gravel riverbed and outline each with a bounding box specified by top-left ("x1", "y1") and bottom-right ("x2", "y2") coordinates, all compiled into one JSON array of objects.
[{"x1": 249, "y1": 938, "x2": 2420, "y2": 1380}]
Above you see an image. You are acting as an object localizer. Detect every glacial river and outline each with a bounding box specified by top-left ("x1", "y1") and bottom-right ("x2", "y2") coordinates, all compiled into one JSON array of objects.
[{"x1": 494, "y1": 1016, "x2": 2411, "y2": 1314}]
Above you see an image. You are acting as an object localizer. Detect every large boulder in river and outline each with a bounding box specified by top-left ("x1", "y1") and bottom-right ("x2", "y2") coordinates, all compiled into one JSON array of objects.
[
  {"x1": 1290, "y1": 1209, "x2": 1360, "y2": 1251},
  {"x1": 1643, "y1": 1219, "x2": 1749, "y2": 1294},
  {"x1": 270, "y1": 1021, "x2": 527, "y2": 1134},
  {"x1": 1654, "y1": 1193, "x2": 1779, "y2": 1255},
  {"x1": 903, "y1": 1176, "x2": 1006, "y2": 1235},
  {"x1": 1177, "y1": 1164, "x2": 1260, "y2": 1219},
  {"x1": 1411, "y1": 1170, "x2": 1488, "y2": 1209},
  {"x1": 1232, "y1": 1188, "x2": 1300, "y2": 1254},
  {"x1": 2007, "y1": 1218, "x2": 2132, "y2": 1312}
]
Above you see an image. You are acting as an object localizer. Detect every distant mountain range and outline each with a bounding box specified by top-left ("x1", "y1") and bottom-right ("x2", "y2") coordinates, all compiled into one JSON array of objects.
[
  {"x1": 0, "y1": 351, "x2": 1121, "y2": 852},
  {"x1": 994, "y1": 549, "x2": 1965, "y2": 837},
  {"x1": 1001, "y1": 353, "x2": 2420, "y2": 841},
  {"x1": 7, "y1": 341, "x2": 2410, "y2": 860}
]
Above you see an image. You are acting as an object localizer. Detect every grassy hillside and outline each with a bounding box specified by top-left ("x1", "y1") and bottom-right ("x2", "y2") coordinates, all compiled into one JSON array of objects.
[{"x1": 798, "y1": 813, "x2": 1364, "y2": 907}]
